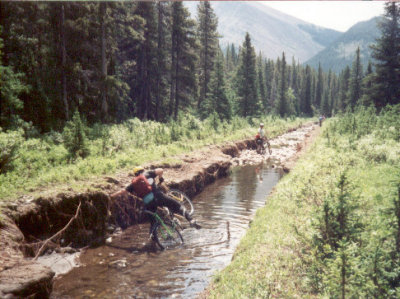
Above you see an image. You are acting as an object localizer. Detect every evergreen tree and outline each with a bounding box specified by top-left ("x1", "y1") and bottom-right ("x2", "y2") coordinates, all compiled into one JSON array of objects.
[
  {"x1": 301, "y1": 65, "x2": 313, "y2": 116},
  {"x1": 0, "y1": 28, "x2": 29, "y2": 128},
  {"x1": 257, "y1": 53, "x2": 266, "y2": 111},
  {"x1": 337, "y1": 66, "x2": 351, "y2": 112},
  {"x1": 196, "y1": 1, "x2": 219, "y2": 109},
  {"x1": 370, "y1": 2, "x2": 400, "y2": 108},
  {"x1": 202, "y1": 48, "x2": 231, "y2": 120},
  {"x1": 359, "y1": 62, "x2": 374, "y2": 107},
  {"x1": 133, "y1": 2, "x2": 158, "y2": 120},
  {"x1": 315, "y1": 63, "x2": 323, "y2": 109},
  {"x1": 235, "y1": 32, "x2": 258, "y2": 116},
  {"x1": 276, "y1": 52, "x2": 288, "y2": 117},
  {"x1": 347, "y1": 47, "x2": 363, "y2": 110},
  {"x1": 170, "y1": 2, "x2": 198, "y2": 120},
  {"x1": 154, "y1": 1, "x2": 171, "y2": 121}
]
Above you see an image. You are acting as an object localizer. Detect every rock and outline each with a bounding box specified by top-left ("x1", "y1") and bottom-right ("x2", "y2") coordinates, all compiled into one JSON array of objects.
[
  {"x1": 108, "y1": 259, "x2": 127, "y2": 269},
  {"x1": 0, "y1": 262, "x2": 54, "y2": 299}
]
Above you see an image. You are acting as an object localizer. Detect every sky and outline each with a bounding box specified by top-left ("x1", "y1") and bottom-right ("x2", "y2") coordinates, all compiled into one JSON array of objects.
[{"x1": 261, "y1": 1, "x2": 386, "y2": 32}]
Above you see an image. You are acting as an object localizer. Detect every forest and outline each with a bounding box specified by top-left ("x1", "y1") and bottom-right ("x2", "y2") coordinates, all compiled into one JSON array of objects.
[{"x1": 1, "y1": 1, "x2": 398, "y2": 132}]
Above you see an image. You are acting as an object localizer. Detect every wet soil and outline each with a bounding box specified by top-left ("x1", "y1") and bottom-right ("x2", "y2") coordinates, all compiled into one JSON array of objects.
[{"x1": 0, "y1": 122, "x2": 319, "y2": 298}]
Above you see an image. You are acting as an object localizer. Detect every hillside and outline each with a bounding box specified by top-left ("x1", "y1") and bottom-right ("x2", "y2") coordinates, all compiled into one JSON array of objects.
[
  {"x1": 306, "y1": 17, "x2": 381, "y2": 73},
  {"x1": 184, "y1": 1, "x2": 341, "y2": 62}
]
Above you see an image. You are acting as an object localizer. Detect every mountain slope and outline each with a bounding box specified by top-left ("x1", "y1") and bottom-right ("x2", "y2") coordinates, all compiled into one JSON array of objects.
[
  {"x1": 184, "y1": 1, "x2": 341, "y2": 62},
  {"x1": 306, "y1": 17, "x2": 381, "y2": 73}
]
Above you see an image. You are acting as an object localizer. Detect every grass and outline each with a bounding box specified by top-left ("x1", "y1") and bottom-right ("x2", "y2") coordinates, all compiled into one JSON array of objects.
[
  {"x1": 0, "y1": 115, "x2": 309, "y2": 202},
  {"x1": 208, "y1": 110, "x2": 400, "y2": 298}
]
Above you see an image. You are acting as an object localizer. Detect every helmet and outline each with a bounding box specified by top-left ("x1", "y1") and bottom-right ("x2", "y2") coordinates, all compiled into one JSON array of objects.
[
  {"x1": 260, "y1": 123, "x2": 264, "y2": 127},
  {"x1": 133, "y1": 166, "x2": 144, "y2": 176}
]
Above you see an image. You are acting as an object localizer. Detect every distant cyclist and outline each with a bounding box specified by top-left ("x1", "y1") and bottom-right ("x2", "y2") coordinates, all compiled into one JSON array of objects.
[
  {"x1": 255, "y1": 123, "x2": 271, "y2": 154},
  {"x1": 115, "y1": 167, "x2": 201, "y2": 230}
]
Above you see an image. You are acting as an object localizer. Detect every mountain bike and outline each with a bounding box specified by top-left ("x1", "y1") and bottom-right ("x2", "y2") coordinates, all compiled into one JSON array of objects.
[
  {"x1": 256, "y1": 138, "x2": 272, "y2": 155},
  {"x1": 166, "y1": 189, "x2": 194, "y2": 216},
  {"x1": 143, "y1": 207, "x2": 184, "y2": 250}
]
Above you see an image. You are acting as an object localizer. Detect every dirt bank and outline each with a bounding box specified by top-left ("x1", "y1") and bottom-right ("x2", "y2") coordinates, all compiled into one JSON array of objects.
[{"x1": 0, "y1": 122, "x2": 318, "y2": 298}]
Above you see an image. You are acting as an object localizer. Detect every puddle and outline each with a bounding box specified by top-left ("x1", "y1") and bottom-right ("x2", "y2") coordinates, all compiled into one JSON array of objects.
[{"x1": 52, "y1": 164, "x2": 282, "y2": 298}]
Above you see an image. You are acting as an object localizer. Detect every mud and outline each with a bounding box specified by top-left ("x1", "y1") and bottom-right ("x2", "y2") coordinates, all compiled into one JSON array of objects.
[{"x1": 0, "y1": 122, "x2": 318, "y2": 298}]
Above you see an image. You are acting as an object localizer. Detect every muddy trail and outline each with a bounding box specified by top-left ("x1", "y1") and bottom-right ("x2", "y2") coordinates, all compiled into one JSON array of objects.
[{"x1": 0, "y1": 122, "x2": 318, "y2": 298}]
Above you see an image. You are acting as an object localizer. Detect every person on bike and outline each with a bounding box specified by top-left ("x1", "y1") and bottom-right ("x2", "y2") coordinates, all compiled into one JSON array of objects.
[
  {"x1": 256, "y1": 123, "x2": 266, "y2": 150},
  {"x1": 126, "y1": 166, "x2": 201, "y2": 229}
]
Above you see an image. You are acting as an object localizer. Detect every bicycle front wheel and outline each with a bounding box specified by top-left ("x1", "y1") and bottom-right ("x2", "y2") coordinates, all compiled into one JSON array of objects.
[
  {"x1": 154, "y1": 222, "x2": 184, "y2": 250},
  {"x1": 167, "y1": 189, "x2": 194, "y2": 216}
]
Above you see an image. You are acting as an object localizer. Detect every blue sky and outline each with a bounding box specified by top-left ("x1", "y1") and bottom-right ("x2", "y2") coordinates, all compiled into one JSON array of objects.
[{"x1": 262, "y1": 1, "x2": 386, "y2": 32}]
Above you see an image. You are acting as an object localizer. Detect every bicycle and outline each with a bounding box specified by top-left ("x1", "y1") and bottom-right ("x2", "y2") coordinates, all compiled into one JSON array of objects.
[
  {"x1": 143, "y1": 207, "x2": 184, "y2": 250},
  {"x1": 166, "y1": 189, "x2": 194, "y2": 216},
  {"x1": 256, "y1": 138, "x2": 272, "y2": 155}
]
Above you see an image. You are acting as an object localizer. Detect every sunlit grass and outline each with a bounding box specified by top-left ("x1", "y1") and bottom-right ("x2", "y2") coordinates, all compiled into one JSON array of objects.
[
  {"x1": 0, "y1": 115, "x2": 309, "y2": 201},
  {"x1": 209, "y1": 109, "x2": 400, "y2": 297}
]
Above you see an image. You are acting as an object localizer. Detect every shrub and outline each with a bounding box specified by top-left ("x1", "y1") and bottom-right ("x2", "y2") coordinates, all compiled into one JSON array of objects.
[
  {"x1": 62, "y1": 111, "x2": 89, "y2": 159},
  {"x1": 0, "y1": 129, "x2": 24, "y2": 174}
]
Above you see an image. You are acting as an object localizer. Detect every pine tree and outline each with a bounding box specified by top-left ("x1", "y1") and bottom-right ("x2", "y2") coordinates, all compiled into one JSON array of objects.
[
  {"x1": 315, "y1": 63, "x2": 323, "y2": 109},
  {"x1": 196, "y1": 1, "x2": 219, "y2": 109},
  {"x1": 301, "y1": 65, "x2": 313, "y2": 116},
  {"x1": 347, "y1": 47, "x2": 363, "y2": 110},
  {"x1": 0, "y1": 27, "x2": 29, "y2": 128},
  {"x1": 154, "y1": 1, "x2": 171, "y2": 121},
  {"x1": 337, "y1": 66, "x2": 351, "y2": 112},
  {"x1": 257, "y1": 53, "x2": 266, "y2": 111},
  {"x1": 170, "y1": 2, "x2": 198, "y2": 120},
  {"x1": 235, "y1": 32, "x2": 258, "y2": 116},
  {"x1": 134, "y1": 2, "x2": 158, "y2": 120},
  {"x1": 370, "y1": 2, "x2": 400, "y2": 108},
  {"x1": 202, "y1": 48, "x2": 231, "y2": 120},
  {"x1": 359, "y1": 62, "x2": 374, "y2": 107},
  {"x1": 276, "y1": 52, "x2": 288, "y2": 117}
]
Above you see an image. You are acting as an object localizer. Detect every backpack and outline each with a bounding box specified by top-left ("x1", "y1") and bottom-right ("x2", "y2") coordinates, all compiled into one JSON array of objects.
[
  {"x1": 130, "y1": 174, "x2": 152, "y2": 198},
  {"x1": 255, "y1": 133, "x2": 260, "y2": 140}
]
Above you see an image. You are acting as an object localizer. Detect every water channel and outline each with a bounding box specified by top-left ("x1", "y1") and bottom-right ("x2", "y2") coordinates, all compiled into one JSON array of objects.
[{"x1": 51, "y1": 163, "x2": 282, "y2": 298}]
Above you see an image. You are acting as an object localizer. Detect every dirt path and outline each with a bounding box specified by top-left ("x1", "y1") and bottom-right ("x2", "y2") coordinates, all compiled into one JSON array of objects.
[{"x1": 0, "y1": 122, "x2": 320, "y2": 298}]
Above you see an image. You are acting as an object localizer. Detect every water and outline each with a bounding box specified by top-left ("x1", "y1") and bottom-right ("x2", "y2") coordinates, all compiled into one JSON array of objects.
[{"x1": 52, "y1": 164, "x2": 282, "y2": 298}]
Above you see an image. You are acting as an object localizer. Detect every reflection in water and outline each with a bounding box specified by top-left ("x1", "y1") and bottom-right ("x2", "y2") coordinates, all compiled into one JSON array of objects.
[{"x1": 52, "y1": 164, "x2": 282, "y2": 298}]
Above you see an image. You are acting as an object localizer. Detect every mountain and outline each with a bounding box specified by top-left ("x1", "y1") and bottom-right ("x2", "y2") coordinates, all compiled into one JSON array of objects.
[
  {"x1": 184, "y1": 1, "x2": 341, "y2": 62},
  {"x1": 306, "y1": 17, "x2": 381, "y2": 73}
]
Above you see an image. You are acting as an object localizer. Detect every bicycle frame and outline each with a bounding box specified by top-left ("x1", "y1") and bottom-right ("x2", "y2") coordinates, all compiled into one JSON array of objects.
[{"x1": 144, "y1": 209, "x2": 178, "y2": 238}]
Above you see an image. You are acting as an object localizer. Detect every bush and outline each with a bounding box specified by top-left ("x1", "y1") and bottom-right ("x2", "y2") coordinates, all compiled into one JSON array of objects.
[
  {"x1": 0, "y1": 129, "x2": 24, "y2": 174},
  {"x1": 62, "y1": 111, "x2": 89, "y2": 159}
]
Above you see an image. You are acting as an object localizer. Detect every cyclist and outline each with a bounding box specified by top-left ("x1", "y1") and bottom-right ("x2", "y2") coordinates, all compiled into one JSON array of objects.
[
  {"x1": 255, "y1": 123, "x2": 266, "y2": 151},
  {"x1": 125, "y1": 167, "x2": 201, "y2": 230}
]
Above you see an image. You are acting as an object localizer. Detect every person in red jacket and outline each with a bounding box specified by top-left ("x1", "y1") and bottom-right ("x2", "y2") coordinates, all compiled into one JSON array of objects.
[{"x1": 125, "y1": 166, "x2": 200, "y2": 229}]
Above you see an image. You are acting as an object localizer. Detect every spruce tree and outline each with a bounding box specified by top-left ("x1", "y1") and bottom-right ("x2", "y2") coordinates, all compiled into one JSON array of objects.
[
  {"x1": 337, "y1": 66, "x2": 351, "y2": 112},
  {"x1": 202, "y1": 48, "x2": 231, "y2": 120},
  {"x1": 301, "y1": 65, "x2": 313, "y2": 116},
  {"x1": 347, "y1": 47, "x2": 363, "y2": 110},
  {"x1": 257, "y1": 53, "x2": 266, "y2": 111},
  {"x1": 196, "y1": 1, "x2": 219, "y2": 109},
  {"x1": 170, "y1": 2, "x2": 198, "y2": 120},
  {"x1": 359, "y1": 62, "x2": 374, "y2": 107},
  {"x1": 371, "y1": 2, "x2": 400, "y2": 108},
  {"x1": 315, "y1": 63, "x2": 323, "y2": 109},
  {"x1": 276, "y1": 52, "x2": 288, "y2": 117},
  {"x1": 235, "y1": 32, "x2": 258, "y2": 116}
]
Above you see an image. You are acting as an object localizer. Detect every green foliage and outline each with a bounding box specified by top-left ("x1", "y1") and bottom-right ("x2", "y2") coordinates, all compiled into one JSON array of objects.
[
  {"x1": 0, "y1": 114, "x2": 306, "y2": 200},
  {"x1": 209, "y1": 111, "x2": 400, "y2": 298},
  {"x1": 0, "y1": 129, "x2": 24, "y2": 174},
  {"x1": 62, "y1": 111, "x2": 90, "y2": 159}
]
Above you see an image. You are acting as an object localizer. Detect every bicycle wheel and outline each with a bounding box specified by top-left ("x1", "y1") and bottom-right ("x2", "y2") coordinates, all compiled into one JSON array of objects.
[
  {"x1": 154, "y1": 221, "x2": 184, "y2": 250},
  {"x1": 167, "y1": 189, "x2": 194, "y2": 216}
]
